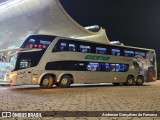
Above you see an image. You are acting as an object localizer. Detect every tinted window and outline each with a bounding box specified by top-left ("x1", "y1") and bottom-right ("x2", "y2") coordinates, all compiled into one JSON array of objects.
[
  {"x1": 53, "y1": 40, "x2": 68, "y2": 52},
  {"x1": 116, "y1": 64, "x2": 129, "y2": 72},
  {"x1": 69, "y1": 43, "x2": 76, "y2": 51},
  {"x1": 111, "y1": 49, "x2": 120, "y2": 56},
  {"x1": 124, "y1": 50, "x2": 134, "y2": 57},
  {"x1": 87, "y1": 62, "x2": 100, "y2": 71},
  {"x1": 96, "y1": 47, "x2": 106, "y2": 54},
  {"x1": 103, "y1": 63, "x2": 111, "y2": 72},
  {"x1": 101, "y1": 63, "x2": 129, "y2": 72},
  {"x1": 19, "y1": 59, "x2": 31, "y2": 69},
  {"x1": 14, "y1": 50, "x2": 45, "y2": 70},
  {"x1": 80, "y1": 45, "x2": 91, "y2": 53},
  {"x1": 135, "y1": 51, "x2": 145, "y2": 57},
  {"x1": 45, "y1": 61, "x2": 129, "y2": 72}
]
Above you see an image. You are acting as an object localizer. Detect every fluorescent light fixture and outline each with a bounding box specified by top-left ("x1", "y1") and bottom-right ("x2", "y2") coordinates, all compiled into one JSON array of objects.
[
  {"x1": 85, "y1": 25, "x2": 100, "y2": 30},
  {"x1": 0, "y1": 0, "x2": 23, "y2": 10}
]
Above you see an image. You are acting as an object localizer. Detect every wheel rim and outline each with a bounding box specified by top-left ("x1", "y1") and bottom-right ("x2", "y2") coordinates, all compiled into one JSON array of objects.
[
  {"x1": 42, "y1": 79, "x2": 49, "y2": 86},
  {"x1": 61, "y1": 78, "x2": 68, "y2": 85},
  {"x1": 128, "y1": 78, "x2": 133, "y2": 85},
  {"x1": 137, "y1": 78, "x2": 142, "y2": 84}
]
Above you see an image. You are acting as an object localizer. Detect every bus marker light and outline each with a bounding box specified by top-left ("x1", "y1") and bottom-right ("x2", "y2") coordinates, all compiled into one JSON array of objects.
[
  {"x1": 56, "y1": 79, "x2": 60, "y2": 83},
  {"x1": 32, "y1": 77, "x2": 37, "y2": 81}
]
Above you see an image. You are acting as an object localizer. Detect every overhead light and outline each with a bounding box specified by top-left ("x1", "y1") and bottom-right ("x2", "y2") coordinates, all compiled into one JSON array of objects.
[
  {"x1": 0, "y1": 0, "x2": 23, "y2": 10},
  {"x1": 85, "y1": 25, "x2": 100, "y2": 30}
]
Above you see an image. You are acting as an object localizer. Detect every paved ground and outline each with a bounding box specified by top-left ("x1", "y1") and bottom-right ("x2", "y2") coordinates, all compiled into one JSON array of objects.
[{"x1": 0, "y1": 81, "x2": 160, "y2": 120}]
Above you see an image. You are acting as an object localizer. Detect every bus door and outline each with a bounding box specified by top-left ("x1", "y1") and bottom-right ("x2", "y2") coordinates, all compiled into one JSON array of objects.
[
  {"x1": 16, "y1": 68, "x2": 32, "y2": 85},
  {"x1": 16, "y1": 59, "x2": 32, "y2": 85}
]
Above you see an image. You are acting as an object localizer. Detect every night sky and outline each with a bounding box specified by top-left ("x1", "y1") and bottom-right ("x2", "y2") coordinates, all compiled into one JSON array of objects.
[{"x1": 60, "y1": 0, "x2": 160, "y2": 60}]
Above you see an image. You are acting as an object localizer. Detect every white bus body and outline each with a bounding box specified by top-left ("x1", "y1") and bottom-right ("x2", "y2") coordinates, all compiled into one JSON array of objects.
[{"x1": 10, "y1": 35, "x2": 157, "y2": 88}]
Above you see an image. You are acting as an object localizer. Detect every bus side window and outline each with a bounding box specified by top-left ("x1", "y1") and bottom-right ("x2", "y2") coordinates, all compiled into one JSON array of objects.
[
  {"x1": 124, "y1": 50, "x2": 134, "y2": 57},
  {"x1": 69, "y1": 43, "x2": 76, "y2": 52},
  {"x1": 111, "y1": 49, "x2": 120, "y2": 56},
  {"x1": 60, "y1": 42, "x2": 68, "y2": 51},
  {"x1": 116, "y1": 64, "x2": 129, "y2": 72},
  {"x1": 124, "y1": 64, "x2": 129, "y2": 72},
  {"x1": 105, "y1": 63, "x2": 111, "y2": 72},
  {"x1": 53, "y1": 40, "x2": 69, "y2": 52},
  {"x1": 110, "y1": 64, "x2": 116, "y2": 72},
  {"x1": 80, "y1": 45, "x2": 91, "y2": 53},
  {"x1": 96, "y1": 47, "x2": 106, "y2": 54},
  {"x1": 87, "y1": 62, "x2": 100, "y2": 71},
  {"x1": 101, "y1": 63, "x2": 107, "y2": 71},
  {"x1": 135, "y1": 51, "x2": 145, "y2": 57}
]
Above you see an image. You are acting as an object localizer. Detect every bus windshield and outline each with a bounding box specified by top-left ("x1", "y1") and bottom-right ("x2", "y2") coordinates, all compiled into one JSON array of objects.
[
  {"x1": 21, "y1": 35, "x2": 56, "y2": 49},
  {"x1": 10, "y1": 53, "x2": 18, "y2": 71},
  {"x1": 12, "y1": 49, "x2": 46, "y2": 71}
]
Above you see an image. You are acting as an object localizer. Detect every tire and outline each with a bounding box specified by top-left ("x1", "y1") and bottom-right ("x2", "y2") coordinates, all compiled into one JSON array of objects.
[
  {"x1": 136, "y1": 76, "x2": 144, "y2": 86},
  {"x1": 40, "y1": 75, "x2": 54, "y2": 88},
  {"x1": 60, "y1": 75, "x2": 72, "y2": 88},
  {"x1": 112, "y1": 83, "x2": 120, "y2": 86},
  {"x1": 126, "y1": 76, "x2": 135, "y2": 86}
]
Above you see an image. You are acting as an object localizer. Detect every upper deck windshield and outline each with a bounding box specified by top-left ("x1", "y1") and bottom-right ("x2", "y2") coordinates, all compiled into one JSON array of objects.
[
  {"x1": 21, "y1": 35, "x2": 56, "y2": 49},
  {"x1": 12, "y1": 35, "x2": 56, "y2": 71}
]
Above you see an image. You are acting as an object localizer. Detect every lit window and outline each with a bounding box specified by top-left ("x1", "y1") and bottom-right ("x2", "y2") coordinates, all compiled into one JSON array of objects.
[
  {"x1": 19, "y1": 59, "x2": 31, "y2": 69},
  {"x1": 135, "y1": 52, "x2": 145, "y2": 57},
  {"x1": 69, "y1": 44, "x2": 76, "y2": 51},
  {"x1": 96, "y1": 47, "x2": 106, "y2": 54},
  {"x1": 112, "y1": 49, "x2": 120, "y2": 56},
  {"x1": 60, "y1": 43, "x2": 67, "y2": 51},
  {"x1": 110, "y1": 64, "x2": 116, "y2": 72},
  {"x1": 87, "y1": 63, "x2": 100, "y2": 71},
  {"x1": 124, "y1": 50, "x2": 134, "y2": 57},
  {"x1": 80, "y1": 45, "x2": 91, "y2": 53}
]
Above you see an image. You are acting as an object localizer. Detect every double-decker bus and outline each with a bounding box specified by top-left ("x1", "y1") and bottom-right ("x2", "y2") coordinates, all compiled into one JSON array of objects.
[{"x1": 9, "y1": 35, "x2": 157, "y2": 88}]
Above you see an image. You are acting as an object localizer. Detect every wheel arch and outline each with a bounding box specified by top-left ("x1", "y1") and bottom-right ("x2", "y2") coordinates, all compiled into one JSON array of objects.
[
  {"x1": 58, "y1": 73, "x2": 74, "y2": 84},
  {"x1": 127, "y1": 74, "x2": 136, "y2": 79},
  {"x1": 38, "y1": 73, "x2": 57, "y2": 85}
]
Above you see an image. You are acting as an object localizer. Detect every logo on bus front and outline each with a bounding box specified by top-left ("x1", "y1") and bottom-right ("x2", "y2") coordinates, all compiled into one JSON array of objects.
[{"x1": 85, "y1": 55, "x2": 110, "y2": 61}]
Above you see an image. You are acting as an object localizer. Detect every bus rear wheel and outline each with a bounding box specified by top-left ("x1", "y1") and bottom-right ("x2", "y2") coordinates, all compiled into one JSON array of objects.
[
  {"x1": 136, "y1": 76, "x2": 144, "y2": 86},
  {"x1": 60, "y1": 75, "x2": 72, "y2": 88},
  {"x1": 40, "y1": 75, "x2": 54, "y2": 88},
  {"x1": 126, "y1": 76, "x2": 135, "y2": 86}
]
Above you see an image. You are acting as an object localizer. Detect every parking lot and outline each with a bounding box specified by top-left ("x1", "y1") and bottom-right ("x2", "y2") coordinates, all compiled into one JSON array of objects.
[{"x1": 0, "y1": 81, "x2": 160, "y2": 120}]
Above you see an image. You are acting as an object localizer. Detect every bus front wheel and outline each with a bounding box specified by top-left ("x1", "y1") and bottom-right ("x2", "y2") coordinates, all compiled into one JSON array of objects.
[
  {"x1": 126, "y1": 76, "x2": 135, "y2": 86},
  {"x1": 60, "y1": 75, "x2": 72, "y2": 88},
  {"x1": 40, "y1": 75, "x2": 54, "y2": 88}
]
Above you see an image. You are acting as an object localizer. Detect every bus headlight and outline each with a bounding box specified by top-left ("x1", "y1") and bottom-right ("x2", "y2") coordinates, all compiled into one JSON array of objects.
[{"x1": 10, "y1": 72, "x2": 17, "y2": 78}]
